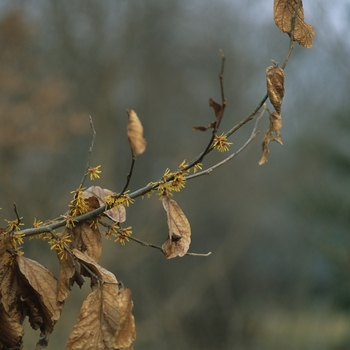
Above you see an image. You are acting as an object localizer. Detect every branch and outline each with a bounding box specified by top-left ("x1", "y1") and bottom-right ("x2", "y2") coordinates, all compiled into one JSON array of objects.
[
  {"x1": 128, "y1": 235, "x2": 211, "y2": 257},
  {"x1": 187, "y1": 106, "x2": 265, "y2": 180},
  {"x1": 81, "y1": 115, "x2": 97, "y2": 187}
]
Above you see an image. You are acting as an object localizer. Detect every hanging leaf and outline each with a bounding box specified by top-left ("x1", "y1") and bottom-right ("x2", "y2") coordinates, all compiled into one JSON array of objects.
[
  {"x1": 259, "y1": 112, "x2": 283, "y2": 165},
  {"x1": 71, "y1": 221, "x2": 102, "y2": 263},
  {"x1": 266, "y1": 65, "x2": 285, "y2": 114},
  {"x1": 67, "y1": 249, "x2": 136, "y2": 350},
  {"x1": 161, "y1": 197, "x2": 191, "y2": 258},
  {"x1": 274, "y1": 0, "x2": 315, "y2": 48},
  {"x1": 127, "y1": 109, "x2": 146, "y2": 156},
  {"x1": 83, "y1": 186, "x2": 126, "y2": 223}
]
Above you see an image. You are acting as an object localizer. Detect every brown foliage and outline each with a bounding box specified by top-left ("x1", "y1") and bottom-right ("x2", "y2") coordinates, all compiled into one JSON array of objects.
[
  {"x1": 266, "y1": 66, "x2": 285, "y2": 115},
  {"x1": 0, "y1": 236, "x2": 63, "y2": 349},
  {"x1": 82, "y1": 186, "x2": 126, "y2": 223},
  {"x1": 161, "y1": 197, "x2": 191, "y2": 258},
  {"x1": 127, "y1": 110, "x2": 146, "y2": 156},
  {"x1": 66, "y1": 250, "x2": 136, "y2": 350},
  {"x1": 274, "y1": 0, "x2": 315, "y2": 48},
  {"x1": 259, "y1": 112, "x2": 283, "y2": 165}
]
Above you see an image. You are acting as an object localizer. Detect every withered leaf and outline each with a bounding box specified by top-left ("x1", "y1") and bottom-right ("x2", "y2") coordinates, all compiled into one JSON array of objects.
[
  {"x1": 192, "y1": 121, "x2": 217, "y2": 132},
  {"x1": 127, "y1": 109, "x2": 146, "y2": 156},
  {"x1": 274, "y1": 0, "x2": 315, "y2": 48},
  {"x1": 16, "y1": 255, "x2": 63, "y2": 334},
  {"x1": 83, "y1": 186, "x2": 126, "y2": 223},
  {"x1": 259, "y1": 112, "x2": 283, "y2": 165},
  {"x1": 0, "y1": 302, "x2": 24, "y2": 350},
  {"x1": 161, "y1": 197, "x2": 191, "y2": 259},
  {"x1": 67, "y1": 249, "x2": 136, "y2": 350},
  {"x1": 72, "y1": 221, "x2": 102, "y2": 263},
  {"x1": 209, "y1": 98, "x2": 223, "y2": 123},
  {"x1": 266, "y1": 65, "x2": 285, "y2": 114}
]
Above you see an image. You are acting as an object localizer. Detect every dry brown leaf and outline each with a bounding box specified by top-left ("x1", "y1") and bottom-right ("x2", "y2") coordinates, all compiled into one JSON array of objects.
[
  {"x1": 209, "y1": 98, "x2": 223, "y2": 122},
  {"x1": 259, "y1": 112, "x2": 283, "y2": 165},
  {"x1": 72, "y1": 221, "x2": 102, "y2": 263},
  {"x1": 83, "y1": 186, "x2": 126, "y2": 223},
  {"x1": 67, "y1": 249, "x2": 136, "y2": 350},
  {"x1": 0, "y1": 302, "x2": 24, "y2": 350},
  {"x1": 16, "y1": 255, "x2": 64, "y2": 334},
  {"x1": 161, "y1": 197, "x2": 191, "y2": 258},
  {"x1": 127, "y1": 109, "x2": 146, "y2": 156},
  {"x1": 266, "y1": 66, "x2": 285, "y2": 114},
  {"x1": 274, "y1": 0, "x2": 315, "y2": 48}
]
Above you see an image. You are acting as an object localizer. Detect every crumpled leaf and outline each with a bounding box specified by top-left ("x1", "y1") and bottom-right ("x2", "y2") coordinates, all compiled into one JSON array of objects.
[
  {"x1": 67, "y1": 249, "x2": 136, "y2": 350},
  {"x1": 274, "y1": 0, "x2": 315, "y2": 48},
  {"x1": 71, "y1": 221, "x2": 102, "y2": 263},
  {"x1": 0, "y1": 235, "x2": 63, "y2": 350},
  {"x1": 259, "y1": 112, "x2": 283, "y2": 165},
  {"x1": 0, "y1": 301, "x2": 24, "y2": 350},
  {"x1": 266, "y1": 65, "x2": 285, "y2": 114},
  {"x1": 57, "y1": 250, "x2": 84, "y2": 303},
  {"x1": 161, "y1": 197, "x2": 191, "y2": 258},
  {"x1": 56, "y1": 221, "x2": 102, "y2": 302},
  {"x1": 16, "y1": 256, "x2": 63, "y2": 336},
  {"x1": 127, "y1": 109, "x2": 146, "y2": 156},
  {"x1": 83, "y1": 186, "x2": 126, "y2": 223}
]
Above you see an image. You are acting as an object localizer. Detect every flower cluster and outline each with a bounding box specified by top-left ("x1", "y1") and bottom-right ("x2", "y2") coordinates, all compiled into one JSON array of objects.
[
  {"x1": 103, "y1": 223, "x2": 132, "y2": 246},
  {"x1": 213, "y1": 133, "x2": 232, "y2": 152},
  {"x1": 69, "y1": 186, "x2": 89, "y2": 216},
  {"x1": 86, "y1": 165, "x2": 102, "y2": 181},
  {"x1": 49, "y1": 233, "x2": 72, "y2": 260}
]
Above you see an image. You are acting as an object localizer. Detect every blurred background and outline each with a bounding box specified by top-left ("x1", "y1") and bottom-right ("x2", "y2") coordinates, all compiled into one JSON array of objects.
[{"x1": 0, "y1": 0, "x2": 349, "y2": 349}]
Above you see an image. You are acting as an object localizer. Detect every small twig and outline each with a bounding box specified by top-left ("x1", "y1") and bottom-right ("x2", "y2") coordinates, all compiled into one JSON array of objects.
[
  {"x1": 81, "y1": 116, "x2": 97, "y2": 187},
  {"x1": 187, "y1": 106, "x2": 266, "y2": 180},
  {"x1": 13, "y1": 203, "x2": 21, "y2": 224},
  {"x1": 282, "y1": 0, "x2": 301, "y2": 69},
  {"x1": 120, "y1": 151, "x2": 136, "y2": 194},
  {"x1": 128, "y1": 235, "x2": 211, "y2": 257}
]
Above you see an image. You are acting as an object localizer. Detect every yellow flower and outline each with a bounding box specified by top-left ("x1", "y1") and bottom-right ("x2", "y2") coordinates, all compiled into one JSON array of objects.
[
  {"x1": 86, "y1": 165, "x2": 102, "y2": 181},
  {"x1": 193, "y1": 163, "x2": 203, "y2": 173},
  {"x1": 69, "y1": 187, "x2": 89, "y2": 215},
  {"x1": 5, "y1": 218, "x2": 24, "y2": 232},
  {"x1": 213, "y1": 133, "x2": 233, "y2": 152},
  {"x1": 117, "y1": 192, "x2": 135, "y2": 207},
  {"x1": 115, "y1": 226, "x2": 132, "y2": 245},
  {"x1": 49, "y1": 233, "x2": 72, "y2": 260},
  {"x1": 65, "y1": 214, "x2": 77, "y2": 227},
  {"x1": 33, "y1": 218, "x2": 43, "y2": 228},
  {"x1": 170, "y1": 171, "x2": 186, "y2": 192}
]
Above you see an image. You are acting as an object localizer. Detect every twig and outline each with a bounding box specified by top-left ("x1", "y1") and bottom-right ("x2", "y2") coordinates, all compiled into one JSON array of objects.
[
  {"x1": 187, "y1": 106, "x2": 265, "y2": 180},
  {"x1": 81, "y1": 116, "x2": 97, "y2": 187},
  {"x1": 282, "y1": 0, "x2": 301, "y2": 69},
  {"x1": 127, "y1": 234, "x2": 211, "y2": 257},
  {"x1": 120, "y1": 151, "x2": 136, "y2": 194},
  {"x1": 13, "y1": 203, "x2": 21, "y2": 224}
]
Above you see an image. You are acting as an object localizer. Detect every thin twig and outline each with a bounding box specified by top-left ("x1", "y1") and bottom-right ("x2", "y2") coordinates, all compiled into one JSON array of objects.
[
  {"x1": 187, "y1": 106, "x2": 266, "y2": 180},
  {"x1": 81, "y1": 116, "x2": 96, "y2": 187},
  {"x1": 120, "y1": 151, "x2": 136, "y2": 194},
  {"x1": 282, "y1": 0, "x2": 301, "y2": 69},
  {"x1": 129, "y1": 235, "x2": 212, "y2": 257}
]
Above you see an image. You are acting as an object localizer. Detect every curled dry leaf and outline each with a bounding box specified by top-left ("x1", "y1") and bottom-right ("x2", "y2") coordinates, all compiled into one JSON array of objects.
[
  {"x1": 127, "y1": 109, "x2": 146, "y2": 156},
  {"x1": 83, "y1": 186, "x2": 126, "y2": 223},
  {"x1": 16, "y1": 256, "x2": 64, "y2": 332},
  {"x1": 0, "y1": 237, "x2": 63, "y2": 350},
  {"x1": 67, "y1": 249, "x2": 136, "y2": 350},
  {"x1": 266, "y1": 66, "x2": 285, "y2": 114},
  {"x1": 72, "y1": 221, "x2": 102, "y2": 263},
  {"x1": 161, "y1": 197, "x2": 191, "y2": 259},
  {"x1": 259, "y1": 112, "x2": 283, "y2": 165},
  {"x1": 274, "y1": 0, "x2": 315, "y2": 48}
]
